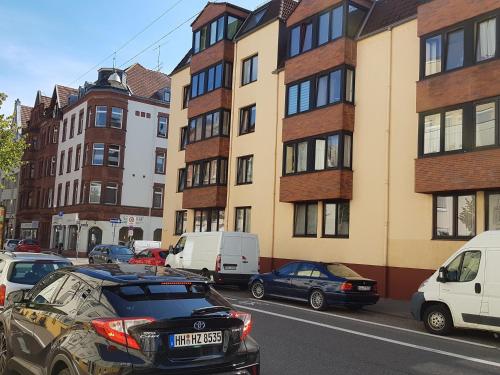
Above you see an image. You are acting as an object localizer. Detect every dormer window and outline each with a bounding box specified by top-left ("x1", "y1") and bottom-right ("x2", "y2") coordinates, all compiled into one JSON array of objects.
[{"x1": 161, "y1": 88, "x2": 171, "y2": 103}]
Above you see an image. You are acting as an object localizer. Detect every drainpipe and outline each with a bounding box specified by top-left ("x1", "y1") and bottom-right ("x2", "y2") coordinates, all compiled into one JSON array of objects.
[{"x1": 383, "y1": 27, "x2": 394, "y2": 298}]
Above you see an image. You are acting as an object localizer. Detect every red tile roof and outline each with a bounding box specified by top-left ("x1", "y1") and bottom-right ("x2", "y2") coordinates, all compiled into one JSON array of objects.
[
  {"x1": 20, "y1": 105, "x2": 32, "y2": 127},
  {"x1": 55, "y1": 85, "x2": 78, "y2": 108},
  {"x1": 40, "y1": 95, "x2": 51, "y2": 107},
  {"x1": 125, "y1": 63, "x2": 171, "y2": 99}
]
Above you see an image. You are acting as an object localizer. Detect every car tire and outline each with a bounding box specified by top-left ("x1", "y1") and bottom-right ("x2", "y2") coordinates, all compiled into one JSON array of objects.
[
  {"x1": 0, "y1": 325, "x2": 11, "y2": 375},
  {"x1": 107, "y1": 260, "x2": 112, "y2": 264},
  {"x1": 309, "y1": 289, "x2": 327, "y2": 311},
  {"x1": 423, "y1": 304, "x2": 453, "y2": 335},
  {"x1": 251, "y1": 281, "x2": 265, "y2": 300},
  {"x1": 88, "y1": 258, "x2": 94, "y2": 264},
  {"x1": 58, "y1": 369, "x2": 71, "y2": 375}
]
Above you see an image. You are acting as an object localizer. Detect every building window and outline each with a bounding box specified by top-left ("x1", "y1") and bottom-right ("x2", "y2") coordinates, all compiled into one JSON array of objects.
[
  {"x1": 475, "y1": 101, "x2": 496, "y2": 147},
  {"x1": 153, "y1": 186, "x2": 164, "y2": 209},
  {"x1": 476, "y1": 18, "x2": 496, "y2": 62},
  {"x1": 188, "y1": 109, "x2": 230, "y2": 144},
  {"x1": 72, "y1": 180, "x2": 79, "y2": 205},
  {"x1": 446, "y1": 29, "x2": 464, "y2": 70},
  {"x1": 108, "y1": 145, "x2": 120, "y2": 167},
  {"x1": 290, "y1": 22, "x2": 312, "y2": 57},
  {"x1": 89, "y1": 182, "x2": 102, "y2": 204},
  {"x1": 70, "y1": 114, "x2": 76, "y2": 138},
  {"x1": 486, "y1": 191, "x2": 500, "y2": 230},
  {"x1": 78, "y1": 110, "x2": 84, "y2": 134},
  {"x1": 158, "y1": 116, "x2": 168, "y2": 138},
  {"x1": 185, "y1": 158, "x2": 227, "y2": 189},
  {"x1": 101, "y1": 183, "x2": 117, "y2": 205},
  {"x1": 294, "y1": 202, "x2": 317, "y2": 237},
  {"x1": 183, "y1": 85, "x2": 190, "y2": 109},
  {"x1": 239, "y1": 105, "x2": 256, "y2": 135},
  {"x1": 180, "y1": 127, "x2": 188, "y2": 150},
  {"x1": 64, "y1": 182, "x2": 70, "y2": 206},
  {"x1": 323, "y1": 201, "x2": 349, "y2": 237},
  {"x1": 434, "y1": 193, "x2": 476, "y2": 239},
  {"x1": 423, "y1": 113, "x2": 441, "y2": 154},
  {"x1": 56, "y1": 183, "x2": 62, "y2": 207},
  {"x1": 191, "y1": 62, "x2": 232, "y2": 99},
  {"x1": 62, "y1": 119, "x2": 67, "y2": 142},
  {"x1": 227, "y1": 16, "x2": 242, "y2": 39},
  {"x1": 194, "y1": 208, "x2": 224, "y2": 232},
  {"x1": 177, "y1": 168, "x2": 186, "y2": 192},
  {"x1": 75, "y1": 145, "x2": 81, "y2": 171},
  {"x1": 47, "y1": 188, "x2": 53, "y2": 208},
  {"x1": 59, "y1": 151, "x2": 65, "y2": 175},
  {"x1": 193, "y1": 15, "x2": 228, "y2": 54},
  {"x1": 110, "y1": 107, "x2": 123, "y2": 129},
  {"x1": 235, "y1": 207, "x2": 251, "y2": 232},
  {"x1": 346, "y1": 4, "x2": 366, "y2": 38},
  {"x1": 67, "y1": 148, "x2": 73, "y2": 173},
  {"x1": 284, "y1": 131, "x2": 352, "y2": 175},
  {"x1": 92, "y1": 143, "x2": 105, "y2": 165},
  {"x1": 236, "y1": 155, "x2": 253, "y2": 185},
  {"x1": 242, "y1": 55, "x2": 258, "y2": 85},
  {"x1": 52, "y1": 125, "x2": 59, "y2": 143},
  {"x1": 175, "y1": 210, "x2": 187, "y2": 235},
  {"x1": 50, "y1": 156, "x2": 56, "y2": 176},
  {"x1": 425, "y1": 35, "x2": 442, "y2": 76},
  {"x1": 95, "y1": 106, "x2": 107, "y2": 127},
  {"x1": 155, "y1": 151, "x2": 166, "y2": 174}
]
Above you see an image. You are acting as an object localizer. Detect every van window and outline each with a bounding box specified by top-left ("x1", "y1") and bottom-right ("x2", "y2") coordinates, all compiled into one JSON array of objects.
[
  {"x1": 175, "y1": 237, "x2": 186, "y2": 253},
  {"x1": 447, "y1": 250, "x2": 481, "y2": 282}
]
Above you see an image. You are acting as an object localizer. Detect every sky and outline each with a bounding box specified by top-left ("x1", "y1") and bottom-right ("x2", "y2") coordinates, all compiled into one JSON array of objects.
[{"x1": 0, "y1": 0, "x2": 265, "y2": 116}]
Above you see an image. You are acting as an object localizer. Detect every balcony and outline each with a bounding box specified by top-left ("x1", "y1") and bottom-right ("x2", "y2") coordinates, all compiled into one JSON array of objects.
[
  {"x1": 182, "y1": 186, "x2": 227, "y2": 209},
  {"x1": 185, "y1": 137, "x2": 230, "y2": 163},
  {"x1": 280, "y1": 169, "x2": 352, "y2": 202},
  {"x1": 187, "y1": 89, "x2": 232, "y2": 118},
  {"x1": 415, "y1": 148, "x2": 500, "y2": 193},
  {"x1": 190, "y1": 41, "x2": 235, "y2": 73}
]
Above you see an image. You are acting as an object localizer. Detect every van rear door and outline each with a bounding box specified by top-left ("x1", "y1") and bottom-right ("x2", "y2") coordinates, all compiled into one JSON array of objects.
[
  {"x1": 241, "y1": 236, "x2": 259, "y2": 275},
  {"x1": 480, "y1": 248, "x2": 500, "y2": 330},
  {"x1": 221, "y1": 234, "x2": 242, "y2": 274}
]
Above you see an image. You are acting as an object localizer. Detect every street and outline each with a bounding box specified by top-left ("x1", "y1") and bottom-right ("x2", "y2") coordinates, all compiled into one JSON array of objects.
[{"x1": 219, "y1": 289, "x2": 500, "y2": 375}]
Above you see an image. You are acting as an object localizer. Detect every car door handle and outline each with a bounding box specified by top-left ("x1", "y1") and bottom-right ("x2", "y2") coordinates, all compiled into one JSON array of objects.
[{"x1": 475, "y1": 283, "x2": 482, "y2": 294}]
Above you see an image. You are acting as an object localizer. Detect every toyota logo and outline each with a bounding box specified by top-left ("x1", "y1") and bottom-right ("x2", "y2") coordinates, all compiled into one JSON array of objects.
[{"x1": 194, "y1": 321, "x2": 206, "y2": 331}]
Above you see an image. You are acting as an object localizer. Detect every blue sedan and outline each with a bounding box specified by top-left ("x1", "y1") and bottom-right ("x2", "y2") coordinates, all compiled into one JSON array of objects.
[{"x1": 249, "y1": 261, "x2": 379, "y2": 310}]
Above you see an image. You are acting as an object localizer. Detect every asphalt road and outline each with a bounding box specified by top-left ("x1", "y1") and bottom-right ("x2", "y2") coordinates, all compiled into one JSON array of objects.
[{"x1": 219, "y1": 289, "x2": 500, "y2": 375}]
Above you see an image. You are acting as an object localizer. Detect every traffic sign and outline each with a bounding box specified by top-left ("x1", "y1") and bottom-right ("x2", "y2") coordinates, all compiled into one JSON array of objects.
[
  {"x1": 109, "y1": 218, "x2": 122, "y2": 224},
  {"x1": 127, "y1": 216, "x2": 136, "y2": 226},
  {"x1": 58, "y1": 211, "x2": 64, "y2": 217}
]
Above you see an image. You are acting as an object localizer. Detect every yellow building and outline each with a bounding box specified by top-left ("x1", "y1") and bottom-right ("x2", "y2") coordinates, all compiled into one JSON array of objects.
[{"x1": 164, "y1": 0, "x2": 500, "y2": 299}]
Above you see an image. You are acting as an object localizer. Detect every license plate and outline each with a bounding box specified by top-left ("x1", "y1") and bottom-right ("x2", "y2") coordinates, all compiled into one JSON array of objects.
[
  {"x1": 357, "y1": 286, "x2": 371, "y2": 291},
  {"x1": 224, "y1": 265, "x2": 237, "y2": 270},
  {"x1": 169, "y1": 331, "x2": 223, "y2": 348}
]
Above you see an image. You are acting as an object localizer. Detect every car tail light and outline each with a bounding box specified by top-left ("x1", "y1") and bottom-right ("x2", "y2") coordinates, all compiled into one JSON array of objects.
[
  {"x1": 215, "y1": 255, "x2": 221, "y2": 273},
  {"x1": 92, "y1": 317, "x2": 155, "y2": 349},
  {"x1": 230, "y1": 311, "x2": 252, "y2": 341},
  {"x1": 340, "y1": 282, "x2": 353, "y2": 292},
  {"x1": 0, "y1": 285, "x2": 6, "y2": 306},
  {"x1": 372, "y1": 283, "x2": 378, "y2": 293},
  {"x1": 258, "y1": 258, "x2": 260, "y2": 273}
]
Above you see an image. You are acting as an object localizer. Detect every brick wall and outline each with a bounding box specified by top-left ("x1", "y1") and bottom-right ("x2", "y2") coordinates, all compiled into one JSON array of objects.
[
  {"x1": 182, "y1": 186, "x2": 227, "y2": 209},
  {"x1": 188, "y1": 89, "x2": 232, "y2": 118},
  {"x1": 185, "y1": 137, "x2": 230, "y2": 163}
]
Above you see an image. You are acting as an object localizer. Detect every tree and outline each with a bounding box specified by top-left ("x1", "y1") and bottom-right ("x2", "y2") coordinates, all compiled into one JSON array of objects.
[{"x1": 0, "y1": 93, "x2": 27, "y2": 187}]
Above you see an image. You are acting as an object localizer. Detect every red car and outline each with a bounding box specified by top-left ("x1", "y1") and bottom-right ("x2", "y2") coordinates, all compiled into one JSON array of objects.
[
  {"x1": 128, "y1": 248, "x2": 168, "y2": 266},
  {"x1": 15, "y1": 239, "x2": 41, "y2": 253}
]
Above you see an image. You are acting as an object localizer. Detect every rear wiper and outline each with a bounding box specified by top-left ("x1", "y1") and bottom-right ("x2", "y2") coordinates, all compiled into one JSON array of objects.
[{"x1": 191, "y1": 306, "x2": 231, "y2": 316}]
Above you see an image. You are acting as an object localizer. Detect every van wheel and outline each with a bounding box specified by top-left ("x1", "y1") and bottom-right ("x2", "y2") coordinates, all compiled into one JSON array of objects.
[
  {"x1": 251, "y1": 281, "x2": 265, "y2": 299},
  {"x1": 423, "y1": 304, "x2": 453, "y2": 335},
  {"x1": 309, "y1": 290, "x2": 327, "y2": 311}
]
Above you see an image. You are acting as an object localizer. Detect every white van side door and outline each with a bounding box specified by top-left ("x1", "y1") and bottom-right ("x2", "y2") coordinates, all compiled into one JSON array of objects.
[
  {"x1": 439, "y1": 249, "x2": 485, "y2": 328},
  {"x1": 480, "y1": 248, "x2": 500, "y2": 330}
]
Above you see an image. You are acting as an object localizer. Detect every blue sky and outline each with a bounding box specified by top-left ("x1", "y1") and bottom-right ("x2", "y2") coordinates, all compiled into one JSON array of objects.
[{"x1": 0, "y1": 0, "x2": 264, "y2": 116}]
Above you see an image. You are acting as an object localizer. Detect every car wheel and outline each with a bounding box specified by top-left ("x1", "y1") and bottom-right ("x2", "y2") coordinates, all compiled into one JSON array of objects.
[
  {"x1": 107, "y1": 260, "x2": 112, "y2": 264},
  {"x1": 0, "y1": 325, "x2": 11, "y2": 375},
  {"x1": 309, "y1": 290, "x2": 327, "y2": 311},
  {"x1": 58, "y1": 369, "x2": 71, "y2": 375},
  {"x1": 251, "y1": 281, "x2": 265, "y2": 299},
  {"x1": 88, "y1": 258, "x2": 94, "y2": 264},
  {"x1": 423, "y1": 304, "x2": 453, "y2": 335}
]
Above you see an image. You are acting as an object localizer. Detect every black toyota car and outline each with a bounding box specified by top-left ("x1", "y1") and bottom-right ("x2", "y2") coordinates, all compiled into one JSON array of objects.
[{"x1": 0, "y1": 264, "x2": 259, "y2": 375}]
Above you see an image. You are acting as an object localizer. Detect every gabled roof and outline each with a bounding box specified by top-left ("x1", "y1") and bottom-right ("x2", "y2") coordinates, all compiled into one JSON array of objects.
[
  {"x1": 54, "y1": 84, "x2": 78, "y2": 108},
  {"x1": 34, "y1": 91, "x2": 51, "y2": 108},
  {"x1": 125, "y1": 63, "x2": 171, "y2": 99},
  {"x1": 190, "y1": 2, "x2": 250, "y2": 28},
  {"x1": 360, "y1": 0, "x2": 419, "y2": 37},
  {"x1": 20, "y1": 105, "x2": 32, "y2": 127},
  {"x1": 170, "y1": 49, "x2": 193, "y2": 76},
  {"x1": 235, "y1": 0, "x2": 298, "y2": 40}
]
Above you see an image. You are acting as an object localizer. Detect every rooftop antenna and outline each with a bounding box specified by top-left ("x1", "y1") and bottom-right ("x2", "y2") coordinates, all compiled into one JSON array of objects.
[
  {"x1": 156, "y1": 45, "x2": 163, "y2": 72},
  {"x1": 108, "y1": 52, "x2": 122, "y2": 85}
]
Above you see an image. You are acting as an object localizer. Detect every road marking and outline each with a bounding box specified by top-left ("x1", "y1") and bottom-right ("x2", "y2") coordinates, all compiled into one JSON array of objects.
[
  {"x1": 228, "y1": 297, "x2": 497, "y2": 349},
  {"x1": 235, "y1": 304, "x2": 500, "y2": 369}
]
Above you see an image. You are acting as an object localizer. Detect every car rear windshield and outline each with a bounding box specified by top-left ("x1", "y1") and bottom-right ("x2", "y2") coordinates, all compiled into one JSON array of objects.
[
  {"x1": 111, "y1": 247, "x2": 133, "y2": 255},
  {"x1": 102, "y1": 283, "x2": 230, "y2": 319},
  {"x1": 327, "y1": 264, "x2": 362, "y2": 278},
  {"x1": 8, "y1": 261, "x2": 71, "y2": 285},
  {"x1": 8, "y1": 240, "x2": 20, "y2": 245}
]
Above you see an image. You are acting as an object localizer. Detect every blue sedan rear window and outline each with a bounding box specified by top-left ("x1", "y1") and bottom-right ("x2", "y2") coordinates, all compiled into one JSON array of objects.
[{"x1": 9, "y1": 261, "x2": 71, "y2": 285}]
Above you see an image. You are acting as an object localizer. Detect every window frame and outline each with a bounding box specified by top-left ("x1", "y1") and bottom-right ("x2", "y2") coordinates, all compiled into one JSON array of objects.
[
  {"x1": 235, "y1": 206, "x2": 251, "y2": 232},
  {"x1": 190, "y1": 61, "x2": 232, "y2": 100},
  {"x1": 293, "y1": 202, "x2": 318, "y2": 238},
  {"x1": 239, "y1": 104, "x2": 256, "y2": 135},
  {"x1": 180, "y1": 126, "x2": 188, "y2": 150},
  {"x1": 69, "y1": 114, "x2": 76, "y2": 139},
  {"x1": 241, "y1": 54, "x2": 258, "y2": 86},
  {"x1": 66, "y1": 148, "x2": 73, "y2": 174},
  {"x1": 104, "y1": 183, "x2": 118, "y2": 205},
  {"x1": 236, "y1": 155, "x2": 253, "y2": 185},
  {"x1": 107, "y1": 145, "x2": 121, "y2": 167},
  {"x1": 433, "y1": 192, "x2": 477, "y2": 240},
  {"x1": 485, "y1": 190, "x2": 500, "y2": 230},
  {"x1": 322, "y1": 201, "x2": 350, "y2": 238},
  {"x1": 152, "y1": 185, "x2": 164, "y2": 209},
  {"x1": 157, "y1": 116, "x2": 168, "y2": 138},
  {"x1": 155, "y1": 151, "x2": 166, "y2": 175},
  {"x1": 95, "y1": 106, "x2": 107, "y2": 128},
  {"x1": 177, "y1": 168, "x2": 186, "y2": 192},
  {"x1": 184, "y1": 158, "x2": 228, "y2": 189},
  {"x1": 89, "y1": 181, "x2": 102, "y2": 204},
  {"x1": 174, "y1": 210, "x2": 187, "y2": 235},
  {"x1": 192, "y1": 13, "x2": 244, "y2": 55},
  {"x1": 92, "y1": 143, "x2": 105, "y2": 166},
  {"x1": 187, "y1": 109, "x2": 230, "y2": 144},
  {"x1": 110, "y1": 107, "x2": 124, "y2": 129},
  {"x1": 193, "y1": 208, "x2": 225, "y2": 232}
]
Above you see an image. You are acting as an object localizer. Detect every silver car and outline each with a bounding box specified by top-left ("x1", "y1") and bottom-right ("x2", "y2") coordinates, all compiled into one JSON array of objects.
[
  {"x1": 3, "y1": 239, "x2": 20, "y2": 251},
  {"x1": 0, "y1": 252, "x2": 72, "y2": 307}
]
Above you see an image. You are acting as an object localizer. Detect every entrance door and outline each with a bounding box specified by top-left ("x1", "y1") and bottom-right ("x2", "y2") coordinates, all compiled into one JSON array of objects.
[
  {"x1": 87, "y1": 227, "x2": 102, "y2": 252},
  {"x1": 68, "y1": 225, "x2": 78, "y2": 251}
]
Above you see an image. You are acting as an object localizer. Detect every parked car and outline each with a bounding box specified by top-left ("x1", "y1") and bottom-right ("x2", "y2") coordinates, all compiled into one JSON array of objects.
[
  {"x1": 2, "y1": 239, "x2": 20, "y2": 251},
  {"x1": 14, "y1": 239, "x2": 41, "y2": 253},
  {"x1": 128, "y1": 240, "x2": 161, "y2": 253},
  {"x1": 128, "y1": 248, "x2": 168, "y2": 266},
  {"x1": 411, "y1": 230, "x2": 500, "y2": 335},
  {"x1": 88, "y1": 244, "x2": 134, "y2": 264},
  {"x1": 167, "y1": 232, "x2": 259, "y2": 287},
  {"x1": 0, "y1": 252, "x2": 71, "y2": 309},
  {"x1": 0, "y1": 264, "x2": 260, "y2": 374},
  {"x1": 249, "y1": 261, "x2": 379, "y2": 311}
]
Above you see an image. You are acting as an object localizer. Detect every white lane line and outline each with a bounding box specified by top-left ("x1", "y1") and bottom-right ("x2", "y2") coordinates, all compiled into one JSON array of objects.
[
  {"x1": 228, "y1": 297, "x2": 497, "y2": 349},
  {"x1": 235, "y1": 304, "x2": 500, "y2": 369}
]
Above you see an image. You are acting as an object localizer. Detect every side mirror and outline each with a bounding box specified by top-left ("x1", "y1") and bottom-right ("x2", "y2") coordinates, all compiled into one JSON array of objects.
[
  {"x1": 437, "y1": 267, "x2": 448, "y2": 283},
  {"x1": 7, "y1": 289, "x2": 28, "y2": 306}
]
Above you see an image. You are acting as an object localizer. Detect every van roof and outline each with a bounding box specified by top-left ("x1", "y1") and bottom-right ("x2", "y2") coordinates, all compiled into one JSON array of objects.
[
  {"x1": 463, "y1": 231, "x2": 500, "y2": 248},
  {"x1": 182, "y1": 232, "x2": 257, "y2": 238}
]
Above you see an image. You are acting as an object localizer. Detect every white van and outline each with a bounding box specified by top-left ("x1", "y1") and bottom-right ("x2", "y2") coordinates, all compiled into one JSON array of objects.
[
  {"x1": 128, "y1": 240, "x2": 161, "y2": 253},
  {"x1": 166, "y1": 232, "x2": 259, "y2": 287},
  {"x1": 411, "y1": 231, "x2": 500, "y2": 335}
]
